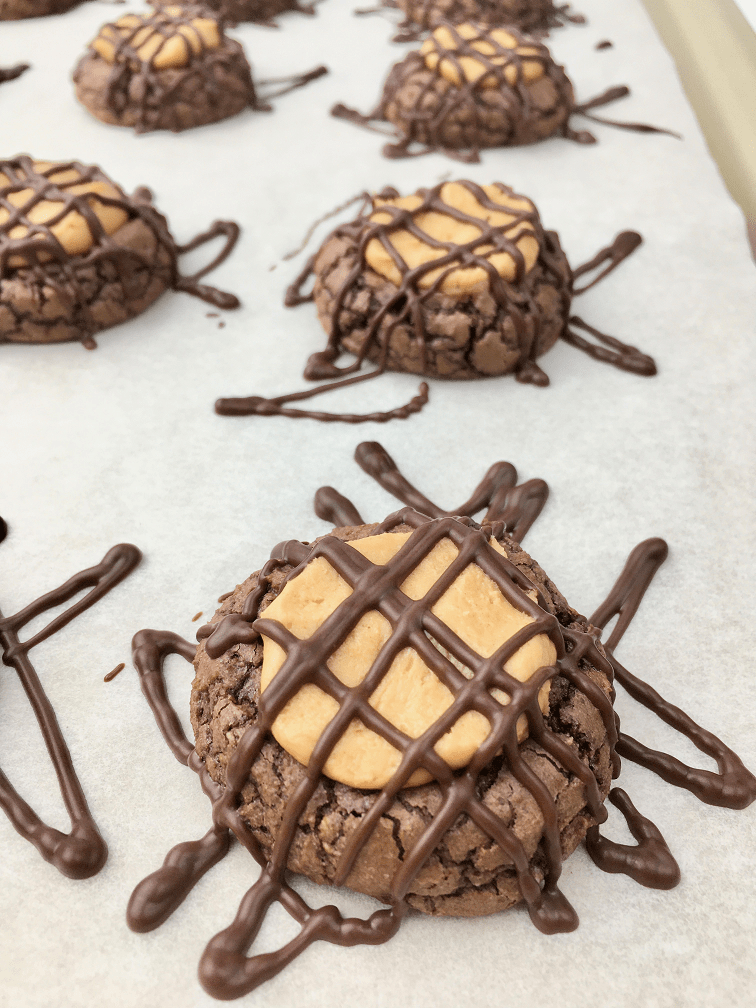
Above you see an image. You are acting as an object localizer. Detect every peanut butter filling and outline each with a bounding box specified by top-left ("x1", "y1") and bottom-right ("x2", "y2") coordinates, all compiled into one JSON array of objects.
[
  {"x1": 421, "y1": 23, "x2": 545, "y2": 89},
  {"x1": 365, "y1": 181, "x2": 540, "y2": 296},
  {"x1": 260, "y1": 532, "x2": 555, "y2": 790},
  {"x1": 0, "y1": 161, "x2": 127, "y2": 263},
  {"x1": 92, "y1": 8, "x2": 221, "y2": 70}
]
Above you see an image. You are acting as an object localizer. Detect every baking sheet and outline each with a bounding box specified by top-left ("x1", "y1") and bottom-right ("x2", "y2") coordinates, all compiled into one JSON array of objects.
[{"x1": 0, "y1": 1, "x2": 755, "y2": 1005}]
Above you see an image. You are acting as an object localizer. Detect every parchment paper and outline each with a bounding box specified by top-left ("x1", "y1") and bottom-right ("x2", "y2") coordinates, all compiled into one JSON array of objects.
[{"x1": 0, "y1": 1, "x2": 754, "y2": 1006}]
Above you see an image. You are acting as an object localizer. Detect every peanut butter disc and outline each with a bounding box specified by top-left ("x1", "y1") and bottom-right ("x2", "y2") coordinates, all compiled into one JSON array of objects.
[
  {"x1": 365, "y1": 181, "x2": 540, "y2": 296},
  {"x1": 421, "y1": 23, "x2": 545, "y2": 89},
  {"x1": 92, "y1": 8, "x2": 220, "y2": 71},
  {"x1": 0, "y1": 161, "x2": 128, "y2": 263},
  {"x1": 260, "y1": 532, "x2": 555, "y2": 790}
]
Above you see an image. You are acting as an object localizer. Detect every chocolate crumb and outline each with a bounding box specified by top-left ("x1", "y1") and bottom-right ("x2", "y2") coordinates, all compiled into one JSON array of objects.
[
  {"x1": 596, "y1": 40, "x2": 613, "y2": 50},
  {"x1": 191, "y1": 611, "x2": 203, "y2": 622},
  {"x1": 206, "y1": 312, "x2": 219, "y2": 318},
  {"x1": 218, "y1": 322, "x2": 225, "y2": 329}
]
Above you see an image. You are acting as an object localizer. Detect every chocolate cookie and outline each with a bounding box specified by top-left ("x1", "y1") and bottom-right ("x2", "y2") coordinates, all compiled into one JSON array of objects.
[
  {"x1": 153, "y1": 0, "x2": 313, "y2": 27},
  {"x1": 0, "y1": 156, "x2": 240, "y2": 347},
  {"x1": 130, "y1": 445, "x2": 756, "y2": 999},
  {"x1": 73, "y1": 7, "x2": 264, "y2": 133},
  {"x1": 218, "y1": 180, "x2": 654, "y2": 422},
  {"x1": 191, "y1": 513, "x2": 614, "y2": 917},
  {"x1": 332, "y1": 21, "x2": 677, "y2": 162},
  {"x1": 0, "y1": 0, "x2": 79, "y2": 19},
  {"x1": 334, "y1": 23, "x2": 575, "y2": 159},
  {"x1": 393, "y1": 0, "x2": 583, "y2": 39},
  {"x1": 298, "y1": 180, "x2": 571, "y2": 383}
]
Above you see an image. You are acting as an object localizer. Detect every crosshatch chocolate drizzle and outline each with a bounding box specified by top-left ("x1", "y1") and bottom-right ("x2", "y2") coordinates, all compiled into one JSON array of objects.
[
  {"x1": 0, "y1": 155, "x2": 240, "y2": 347},
  {"x1": 330, "y1": 22, "x2": 679, "y2": 161},
  {"x1": 0, "y1": 523, "x2": 141, "y2": 877},
  {"x1": 127, "y1": 443, "x2": 755, "y2": 1000},
  {"x1": 215, "y1": 181, "x2": 655, "y2": 422}
]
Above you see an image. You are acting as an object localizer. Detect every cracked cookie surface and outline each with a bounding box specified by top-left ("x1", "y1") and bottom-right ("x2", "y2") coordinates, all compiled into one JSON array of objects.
[
  {"x1": 311, "y1": 224, "x2": 571, "y2": 379},
  {"x1": 191, "y1": 522, "x2": 613, "y2": 917}
]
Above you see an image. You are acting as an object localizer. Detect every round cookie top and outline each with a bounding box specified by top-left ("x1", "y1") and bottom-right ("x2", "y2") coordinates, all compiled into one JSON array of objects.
[
  {"x1": 420, "y1": 22, "x2": 546, "y2": 89},
  {"x1": 0, "y1": 158, "x2": 128, "y2": 266},
  {"x1": 91, "y1": 6, "x2": 221, "y2": 70},
  {"x1": 365, "y1": 180, "x2": 540, "y2": 296},
  {"x1": 259, "y1": 529, "x2": 555, "y2": 790}
]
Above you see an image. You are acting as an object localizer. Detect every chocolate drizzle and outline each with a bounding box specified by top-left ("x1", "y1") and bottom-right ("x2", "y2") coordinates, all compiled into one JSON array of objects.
[
  {"x1": 589, "y1": 538, "x2": 756, "y2": 810},
  {"x1": 387, "y1": 0, "x2": 585, "y2": 42},
  {"x1": 127, "y1": 445, "x2": 754, "y2": 998},
  {"x1": 0, "y1": 156, "x2": 240, "y2": 346},
  {"x1": 331, "y1": 22, "x2": 678, "y2": 161},
  {"x1": 0, "y1": 64, "x2": 30, "y2": 85},
  {"x1": 0, "y1": 528, "x2": 141, "y2": 877},
  {"x1": 216, "y1": 183, "x2": 654, "y2": 422}
]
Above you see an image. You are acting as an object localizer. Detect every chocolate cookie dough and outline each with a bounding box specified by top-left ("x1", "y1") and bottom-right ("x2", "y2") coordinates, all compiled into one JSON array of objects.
[
  {"x1": 74, "y1": 7, "x2": 263, "y2": 133},
  {"x1": 0, "y1": 0, "x2": 79, "y2": 19},
  {"x1": 392, "y1": 0, "x2": 584, "y2": 40},
  {"x1": 332, "y1": 21, "x2": 677, "y2": 161},
  {"x1": 0, "y1": 156, "x2": 240, "y2": 347},
  {"x1": 191, "y1": 515, "x2": 614, "y2": 917}
]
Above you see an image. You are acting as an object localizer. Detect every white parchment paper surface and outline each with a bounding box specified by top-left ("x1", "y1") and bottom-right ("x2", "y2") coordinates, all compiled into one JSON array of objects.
[{"x1": 0, "y1": 1, "x2": 755, "y2": 1005}]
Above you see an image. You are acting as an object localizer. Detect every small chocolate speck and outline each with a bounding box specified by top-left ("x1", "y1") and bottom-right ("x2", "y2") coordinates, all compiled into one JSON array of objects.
[
  {"x1": 596, "y1": 40, "x2": 613, "y2": 50},
  {"x1": 206, "y1": 312, "x2": 219, "y2": 318},
  {"x1": 191, "y1": 611, "x2": 203, "y2": 622},
  {"x1": 218, "y1": 322, "x2": 225, "y2": 329},
  {"x1": 269, "y1": 264, "x2": 277, "y2": 271},
  {"x1": 104, "y1": 662, "x2": 125, "y2": 682}
]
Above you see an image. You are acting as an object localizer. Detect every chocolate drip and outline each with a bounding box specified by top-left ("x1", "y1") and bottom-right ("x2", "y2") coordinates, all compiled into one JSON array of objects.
[
  {"x1": 585, "y1": 788, "x2": 680, "y2": 889},
  {"x1": 0, "y1": 536, "x2": 141, "y2": 877},
  {"x1": 332, "y1": 22, "x2": 675, "y2": 160},
  {"x1": 573, "y1": 86, "x2": 681, "y2": 140},
  {"x1": 590, "y1": 539, "x2": 756, "y2": 810},
  {"x1": 0, "y1": 64, "x2": 30, "y2": 85},
  {"x1": 0, "y1": 156, "x2": 240, "y2": 346},
  {"x1": 214, "y1": 376, "x2": 429, "y2": 422},
  {"x1": 351, "y1": 440, "x2": 547, "y2": 539},
  {"x1": 572, "y1": 230, "x2": 642, "y2": 294},
  {"x1": 257, "y1": 64, "x2": 328, "y2": 101},
  {"x1": 563, "y1": 316, "x2": 656, "y2": 377},
  {"x1": 314, "y1": 487, "x2": 365, "y2": 527},
  {"x1": 174, "y1": 220, "x2": 241, "y2": 308}
]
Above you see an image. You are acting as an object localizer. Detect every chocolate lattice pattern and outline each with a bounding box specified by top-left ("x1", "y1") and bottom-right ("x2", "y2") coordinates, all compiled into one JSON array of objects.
[{"x1": 128, "y1": 444, "x2": 756, "y2": 1001}]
